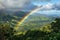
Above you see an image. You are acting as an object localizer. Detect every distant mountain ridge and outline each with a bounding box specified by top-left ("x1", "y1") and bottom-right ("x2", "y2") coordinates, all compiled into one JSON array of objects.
[{"x1": 0, "y1": 9, "x2": 60, "y2": 28}]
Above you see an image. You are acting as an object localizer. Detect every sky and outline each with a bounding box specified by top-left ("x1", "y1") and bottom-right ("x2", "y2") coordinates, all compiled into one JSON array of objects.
[
  {"x1": 33, "y1": 0, "x2": 60, "y2": 5},
  {"x1": 0, "y1": 0, "x2": 60, "y2": 14},
  {"x1": 0, "y1": 0, "x2": 60, "y2": 8}
]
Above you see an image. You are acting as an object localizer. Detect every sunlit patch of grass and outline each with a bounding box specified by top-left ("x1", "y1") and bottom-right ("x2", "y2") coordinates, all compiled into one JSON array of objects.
[
  {"x1": 14, "y1": 32, "x2": 23, "y2": 35},
  {"x1": 14, "y1": 31, "x2": 27, "y2": 36},
  {"x1": 40, "y1": 24, "x2": 52, "y2": 33},
  {"x1": 13, "y1": 16, "x2": 18, "y2": 19}
]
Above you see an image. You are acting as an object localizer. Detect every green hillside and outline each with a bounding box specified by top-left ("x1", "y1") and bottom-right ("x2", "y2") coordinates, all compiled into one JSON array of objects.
[
  {"x1": 18, "y1": 13, "x2": 55, "y2": 31},
  {"x1": 0, "y1": 11, "x2": 60, "y2": 40}
]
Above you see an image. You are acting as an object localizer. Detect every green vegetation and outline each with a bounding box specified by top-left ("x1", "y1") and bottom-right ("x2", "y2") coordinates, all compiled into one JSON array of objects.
[
  {"x1": 19, "y1": 14, "x2": 54, "y2": 31},
  {"x1": 0, "y1": 11, "x2": 60, "y2": 40},
  {"x1": 0, "y1": 17, "x2": 60, "y2": 40}
]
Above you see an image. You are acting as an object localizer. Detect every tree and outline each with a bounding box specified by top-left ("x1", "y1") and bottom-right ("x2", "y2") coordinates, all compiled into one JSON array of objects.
[
  {"x1": 51, "y1": 18, "x2": 60, "y2": 32},
  {"x1": 0, "y1": 23, "x2": 15, "y2": 40}
]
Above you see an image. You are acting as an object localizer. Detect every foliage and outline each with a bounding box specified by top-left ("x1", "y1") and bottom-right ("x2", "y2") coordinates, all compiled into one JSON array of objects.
[
  {"x1": 0, "y1": 23, "x2": 15, "y2": 40},
  {"x1": 14, "y1": 18, "x2": 60, "y2": 40},
  {"x1": 0, "y1": 18, "x2": 60, "y2": 40}
]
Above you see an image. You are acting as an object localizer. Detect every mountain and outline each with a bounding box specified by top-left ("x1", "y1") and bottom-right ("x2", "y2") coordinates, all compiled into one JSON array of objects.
[
  {"x1": 17, "y1": 13, "x2": 55, "y2": 31},
  {"x1": 0, "y1": 10, "x2": 27, "y2": 27},
  {"x1": 47, "y1": 14, "x2": 60, "y2": 18},
  {"x1": 0, "y1": 9, "x2": 60, "y2": 30}
]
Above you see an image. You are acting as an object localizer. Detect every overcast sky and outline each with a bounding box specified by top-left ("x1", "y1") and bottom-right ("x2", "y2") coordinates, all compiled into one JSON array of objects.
[{"x1": 0, "y1": 0, "x2": 60, "y2": 12}]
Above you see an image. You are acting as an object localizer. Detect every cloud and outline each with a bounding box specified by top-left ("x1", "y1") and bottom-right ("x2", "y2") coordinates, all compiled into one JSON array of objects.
[
  {"x1": 38, "y1": 3, "x2": 60, "y2": 11},
  {"x1": 0, "y1": 0, "x2": 60, "y2": 11},
  {"x1": 0, "y1": 3, "x2": 5, "y2": 9},
  {"x1": 0, "y1": 0, "x2": 30, "y2": 9},
  {"x1": 32, "y1": 0, "x2": 51, "y2": 2},
  {"x1": 54, "y1": 3, "x2": 60, "y2": 10},
  {"x1": 43, "y1": 3, "x2": 53, "y2": 9},
  {"x1": 37, "y1": 3, "x2": 54, "y2": 11}
]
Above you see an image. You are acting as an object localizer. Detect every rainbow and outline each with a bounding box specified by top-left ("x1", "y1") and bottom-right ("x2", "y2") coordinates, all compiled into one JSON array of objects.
[{"x1": 14, "y1": 6, "x2": 43, "y2": 30}]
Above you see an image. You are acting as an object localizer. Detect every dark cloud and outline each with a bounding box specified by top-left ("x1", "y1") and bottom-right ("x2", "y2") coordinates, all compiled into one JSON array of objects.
[
  {"x1": 0, "y1": 0, "x2": 60, "y2": 11},
  {"x1": 0, "y1": 0, "x2": 30, "y2": 9},
  {"x1": 54, "y1": 3, "x2": 60, "y2": 10}
]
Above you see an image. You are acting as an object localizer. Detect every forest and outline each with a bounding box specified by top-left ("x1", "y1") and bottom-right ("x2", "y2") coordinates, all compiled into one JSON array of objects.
[{"x1": 0, "y1": 18, "x2": 60, "y2": 40}]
